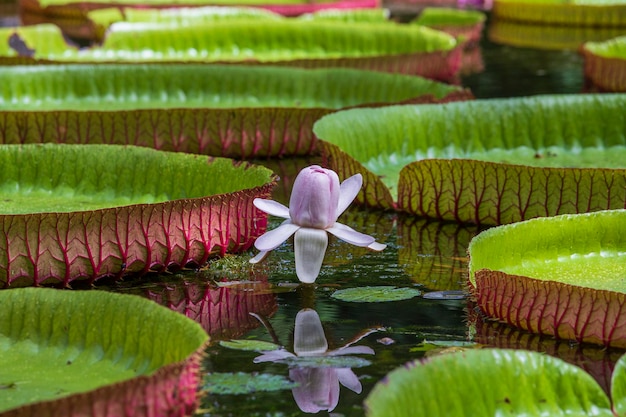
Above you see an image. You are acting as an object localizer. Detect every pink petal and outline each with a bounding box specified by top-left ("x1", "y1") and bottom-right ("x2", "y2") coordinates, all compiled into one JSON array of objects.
[
  {"x1": 290, "y1": 368, "x2": 340, "y2": 413},
  {"x1": 254, "y1": 221, "x2": 300, "y2": 251},
  {"x1": 289, "y1": 165, "x2": 340, "y2": 229},
  {"x1": 253, "y1": 198, "x2": 290, "y2": 218},
  {"x1": 327, "y1": 222, "x2": 376, "y2": 247},
  {"x1": 336, "y1": 173, "x2": 363, "y2": 218},
  {"x1": 294, "y1": 228, "x2": 328, "y2": 284},
  {"x1": 336, "y1": 368, "x2": 362, "y2": 394}
]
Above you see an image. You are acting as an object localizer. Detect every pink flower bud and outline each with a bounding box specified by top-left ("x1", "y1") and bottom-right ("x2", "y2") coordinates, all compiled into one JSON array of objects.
[{"x1": 289, "y1": 165, "x2": 340, "y2": 229}]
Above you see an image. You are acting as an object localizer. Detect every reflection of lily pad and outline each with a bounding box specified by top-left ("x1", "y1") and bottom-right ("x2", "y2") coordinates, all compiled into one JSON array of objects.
[
  {"x1": 332, "y1": 286, "x2": 421, "y2": 302},
  {"x1": 366, "y1": 349, "x2": 617, "y2": 417},
  {"x1": 203, "y1": 372, "x2": 297, "y2": 395},
  {"x1": 0, "y1": 144, "x2": 275, "y2": 287},
  {"x1": 0, "y1": 287, "x2": 209, "y2": 415},
  {"x1": 469, "y1": 209, "x2": 626, "y2": 348},
  {"x1": 0, "y1": 22, "x2": 461, "y2": 81},
  {"x1": 314, "y1": 94, "x2": 626, "y2": 225},
  {"x1": 220, "y1": 339, "x2": 281, "y2": 351},
  {"x1": 492, "y1": 0, "x2": 626, "y2": 27},
  {"x1": 282, "y1": 355, "x2": 372, "y2": 368},
  {"x1": 0, "y1": 63, "x2": 471, "y2": 158},
  {"x1": 582, "y1": 36, "x2": 626, "y2": 92}
]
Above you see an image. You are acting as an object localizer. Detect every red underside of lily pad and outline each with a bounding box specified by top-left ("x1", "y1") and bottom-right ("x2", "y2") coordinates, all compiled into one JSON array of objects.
[
  {"x1": 582, "y1": 50, "x2": 626, "y2": 93},
  {"x1": 472, "y1": 270, "x2": 626, "y2": 349},
  {"x1": 2, "y1": 346, "x2": 207, "y2": 417},
  {"x1": 0, "y1": 184, "x2": 274, "y2": 288}
]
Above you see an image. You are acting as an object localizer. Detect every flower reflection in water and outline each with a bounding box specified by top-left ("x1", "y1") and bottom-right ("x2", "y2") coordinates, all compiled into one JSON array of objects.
[{"x1": 254, "y1": 308, "x2": 378, "y2": 413}]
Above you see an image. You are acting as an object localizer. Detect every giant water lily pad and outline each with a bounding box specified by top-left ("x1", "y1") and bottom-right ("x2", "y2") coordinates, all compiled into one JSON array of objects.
[
  {"x1": 313, "y1": 93, "x2": 626, "y2": 225},
  {"x1": 0, "y1": 144, "x2": 275, "y2": 287},
  {"x1": 0, "y1": 63, "x2": 471, "y2": 158},
  {"x1": 583, "y1": 36, "x2": 626, "y2": 92},
  {"x1": 489, "y1": 17, "x2": 625, "y2": 50},
  {"x1": 492, "y1": 0, "x2": 626, "y2": 27},
  {"x1": 0, "y1": 287, "x2": 209, "y2": 416},
  {"x1": 0, "y1": 22, "x2": 461, "y2": 81},
  {"x1": 20, "y1": 0, "x2": 377, "y2": 19},
  {"x1": 365, "y1": 349, "x2": 622, "y2": 417},
  {"x1": 468, "y1": 209, "x2": 626, "y2": 348}
]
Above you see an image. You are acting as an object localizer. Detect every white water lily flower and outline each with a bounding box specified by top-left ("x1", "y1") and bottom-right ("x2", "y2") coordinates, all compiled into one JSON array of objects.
[{"x1": 250, "y1": 165, "x2": 386, "y2": 283}]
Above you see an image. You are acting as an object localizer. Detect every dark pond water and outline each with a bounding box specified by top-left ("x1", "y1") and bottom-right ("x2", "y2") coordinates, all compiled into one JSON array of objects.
[{"x1": 1, "y1": 4, "x2": 624, "y2": 416}]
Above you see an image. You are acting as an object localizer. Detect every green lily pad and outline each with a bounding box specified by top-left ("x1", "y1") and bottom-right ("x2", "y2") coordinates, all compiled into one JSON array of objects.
[
  {"x1": 313, "y1": 94, "x2": 626, "y2": 225},
  {"x1": 0, "y1": 144, "x2": 275, "y2": 287},
  {"x1": 220, "y1": 339, "x2": 281, "y2": 351},
  {"x1": 468, "y1": 209, "x2": 626, "y2": 348},
  {"x1": 582, "y1": 36, "x2": 626, "y2": 92},
  {"x1": 281, "y1": 355, "x2": 372, "y2": 368},
  {"x1": 0, "y1": 22, "x2": 461, "y2": 81},
  {"x1": 331, "y1": 286, "x2": 421, "y2": 302},
  {"x1": 489, "y1": 18, "x2": 625, "y2": 50},
  {"x1": 21, "y1": 0, "x2": 377, "y2": 19},
  {"x1": 412, "y1": 7, "x2": 485, "y2": 44},
  {"x1": 0, "y1": 63, "x2": 471, "y2": 158},
  {"x1": 493, "y1": 0, "x2": 626, "y2": 27},
  {"x1": 203, "y1": 372, "x2": 297, "y2": 395},
  {"x1": 365, "y1": 349, "x2": 615, "y2": 417},
  {"x1": 0, "y1": 287, "x2": 209, "y2": 415}
]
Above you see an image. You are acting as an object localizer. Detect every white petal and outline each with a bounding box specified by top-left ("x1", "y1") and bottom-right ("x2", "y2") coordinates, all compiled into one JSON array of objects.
[
  {"x1": 254, "y1": 221, "x2": 300, "y2": 251},
  {"x1": 327, "y1": 222, "x2": 375, "y2": 247},
  {"x1": 249, "y1": 250, "x2": 270, "y2": 264},
  {"x1": 336, "y1": 368, "x2": 362, "y2": 394},
  {"x1": 294, "y1": 228, "x2": 328, "y2": 284},
  {"x1": 253, "y1": 198, "x2": 291, "y2": 218},
  {"x1": 294, "y1": 309, "x2": 328, "y2": 356},
  {"x1": 368, "y1": 241, "x2": 387, "y2": 251},
  {"x1": 336, "y1": 173, "x2": 362, "y2": 217},
  {"x1": 253, "y1": 349, "x2": 295, "y2": 363}
]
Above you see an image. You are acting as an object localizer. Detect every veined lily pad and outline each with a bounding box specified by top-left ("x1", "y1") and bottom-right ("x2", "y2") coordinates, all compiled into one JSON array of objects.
[
  {"x1": 0, "y1": 22, "x2": 461, "y2": 81},
  {"x1": 492, "y1": 0, "x2": 626, "y2": 27},
  {"x1": 0, "y1": 144, "x2": 275, "y2": 287},
  {"x1": 20, "y1": 0, "x2": 378, "y2": 18},
  {"x1": 489, "y1": 17, "x2": 626, "y2": 50},
  {"x1": 120, "y1": 276, "x2": 278, "y2": 341},
  {"x1": 583, "y1": 36, "x2": 626, "y2": 92},
  {"x1": 331, "y1": 286, "x2": 421, "y2": 302},
  {"x1": 468, "y1": 209, "x2": 626, "y2": 348},
  {"x1": 365, "y1": 349, "x2": 618, "y2": 417},
  {"x1": 203, "y1": 372, "x2": 298, "y2": 395},
  {"x1": 412, "y1": 7, "x2": 486, "y2": 45},
  {"x1": 313, "y1": 94, "x2": 626, "y2": 225},
  {"x1": 0, "y1": 63, "x2": 472, "y2": 158},
  {"x1": 0, "y1": 287, "x2": 209, "y2": 416}
]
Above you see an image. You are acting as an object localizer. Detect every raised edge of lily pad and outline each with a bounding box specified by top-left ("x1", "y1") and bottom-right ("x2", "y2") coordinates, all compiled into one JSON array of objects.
[
  {"x1": 0, "y1": 287, "x2": 209, "y2": 416},
  {"x1": 582, "y1": 36, "x2": 626, "y2": 92},
  {"x1": 489, "y1": 18, "x2": 626, "y2": 50},
  {"x1": 0, "y1": 21, "x2": 462, "y2": 81},
  {"x1": 468, "y1": 209, "x2": 626, "y2": 348},
  {"x1": 0, "y1": 144, "x2": 276, "y2": 287},
  {"x1": 492, "y1": 0, "x2": 626, "y2": 27},
  {"x1": 412, "y1": 7, "x2": 485, "y2": 45},
  {"x1": 314, "y1": 93, "x2": 626, "y2": 225},
  {"x1": 0, "y1": 63, "x2": 472, "y2": 158},
  {"x1": 365, "y1": 348, "x2": 615, "y2": 417}
]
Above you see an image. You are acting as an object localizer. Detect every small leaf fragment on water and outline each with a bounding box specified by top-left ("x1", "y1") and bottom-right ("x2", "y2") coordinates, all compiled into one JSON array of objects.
[
  {"x1": 203, "y1": 372, "x2": 298, "y2": 395},
  {"x1": 331, "y1": 286, "x2": 421, "y2": 302},
  {"x1": 219, "y1": 339, "x2": 281, "y2": 352}
]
